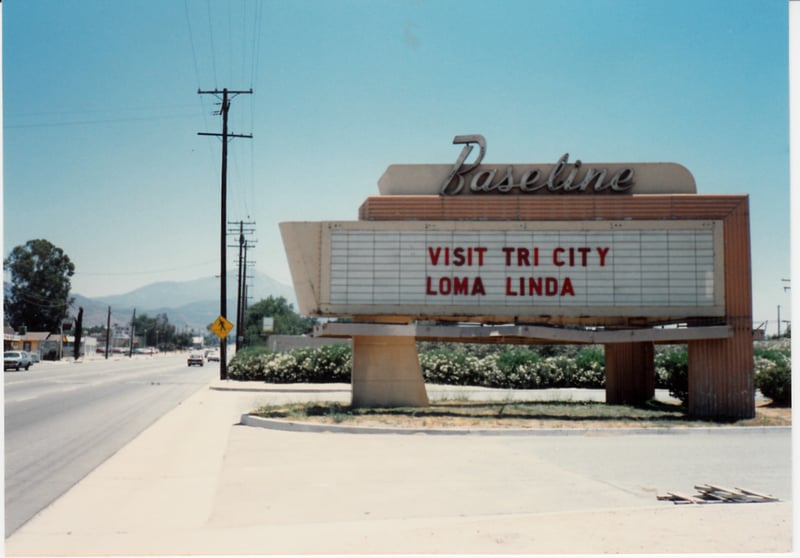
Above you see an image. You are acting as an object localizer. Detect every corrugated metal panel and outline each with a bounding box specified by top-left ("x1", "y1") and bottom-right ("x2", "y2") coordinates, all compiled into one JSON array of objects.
[
  {"x1": 688, "y1": 197, "x2": 754, "y2": 419},
  {"x1": 689, "y1": 334, "x2": 754, "y2": 418},
  {"x1": 359, "y1": 195, "x2": 747, "y2": 221},
  {"x1": 605, "y1": 342, "x2": 655, "y2": 406}
]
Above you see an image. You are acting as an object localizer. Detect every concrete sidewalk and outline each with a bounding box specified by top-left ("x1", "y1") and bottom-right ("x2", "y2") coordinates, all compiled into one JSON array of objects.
[{"x1": 5, "y1": 381, "x2": 793, "y2": 556}]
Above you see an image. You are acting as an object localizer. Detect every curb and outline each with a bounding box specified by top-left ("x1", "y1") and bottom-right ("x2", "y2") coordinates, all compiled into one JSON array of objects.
[
  {"x1": 239, "y1": 413, "x2": 792, "y2": 437},
  {"x1": 210, "y1": 384, "x2": 351, "y2": 394},
  {"x1": 239, "y1": 413, "x2": 587, "y2": 436}
]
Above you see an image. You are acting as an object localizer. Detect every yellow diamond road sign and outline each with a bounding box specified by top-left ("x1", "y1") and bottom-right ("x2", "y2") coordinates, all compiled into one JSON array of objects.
[{"x1": 209, "y1": 315, "x2": 234, "y2": 339}]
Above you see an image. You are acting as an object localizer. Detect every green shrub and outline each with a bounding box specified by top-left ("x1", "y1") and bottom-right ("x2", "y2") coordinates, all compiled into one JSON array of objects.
[
  {"x1": 568, "y1": 348, "x2": 606, "y2": 388},
  {"x1": 494, "y1": 348, "x2": 544, "y2": 388},
  {"x1": 753, "y1": 347, "x2": 787, "y2": 362},
  {"x1": 755, "y1": 353, "x2": 791, "y2": 406},
  {"x1": 495, "y1": 347, "x2": 542, "y2": 371},
  {"x1": 536, "y1": 355, "x2": 571, "y2": 387},
  {"x1": 655, "y1": 347, "x2": 688, "y2": 404}
]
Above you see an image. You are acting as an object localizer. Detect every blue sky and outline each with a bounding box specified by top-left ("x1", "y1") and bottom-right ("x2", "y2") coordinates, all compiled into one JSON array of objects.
[{"x1": 2, "y1": 0, "x2": 793, "y2": 334}]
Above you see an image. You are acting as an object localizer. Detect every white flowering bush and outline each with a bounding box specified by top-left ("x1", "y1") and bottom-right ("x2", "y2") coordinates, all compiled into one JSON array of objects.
[
  {"x1": 754, "y1": 348, "x2": 791, "y2": 406},
  {"x1": 493, "y1": 348, "x2": 542, "y2": 388},
  {"x1": 228, "y1": 344, "x2": 351, "y2": 383},
  {"x1": 474, "y1": 353, "x2": 503, "y2": 387},
  {"x1": 227, "y1": 348, "x2": 270, "y2": 381},
  {"x1": 297, "y1": 344, "x2": 351, "y2": 383},
  {"x1": 264, "y1": 352, "x2": 300, "y2": 382},
  {"x1": 568, "y1": 348, "x2": 605, "y2": 387},
  {"x1": 230, "y1": 343, "x2": 609, "y2": 390},
  {"x1": 420, "y1": 349, "x2": 483, "y2": 385},
  {"x1": 226, "y1": 348, "x2": 297, "y2": 382},
  {"x1": 419, "y1": 347, "x2": 605, "y2": 389}
]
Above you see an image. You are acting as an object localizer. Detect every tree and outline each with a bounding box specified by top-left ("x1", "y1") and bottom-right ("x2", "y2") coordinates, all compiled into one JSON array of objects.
[
  {"x1": 243, "y1": 296, "x2": 315, "y2": 346},
  {"x1": 4, "y1": 239, "x2": 76, "y2": 332}
]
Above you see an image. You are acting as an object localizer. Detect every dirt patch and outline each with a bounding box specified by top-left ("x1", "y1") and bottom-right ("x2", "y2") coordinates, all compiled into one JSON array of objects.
[{"x1": 742, "y1": 403, "x2": 792, "y2": 426}]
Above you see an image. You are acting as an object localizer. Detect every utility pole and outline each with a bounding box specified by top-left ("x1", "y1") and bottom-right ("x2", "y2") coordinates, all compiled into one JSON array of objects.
[
  {"x1": 238, "y1": 241, "x2": 255, "y2": 349},
  {"x1": 105, "y1": 306, "x2": 111, "y2": 360},
  {"x1": 779, "y1": 279, "x2": 791, "y2": 338},
  {"x1": 198, "y1": 88, "x2": 253, "y2": 380},
  {"x1": 128, "y1": 308, "x2": 136, "y2": 358},
  {"x1": 229, "y1": 220, "x2": 256, "y2": 352}
]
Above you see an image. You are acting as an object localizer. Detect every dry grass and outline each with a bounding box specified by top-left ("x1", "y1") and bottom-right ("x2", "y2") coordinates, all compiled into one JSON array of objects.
[{"x1": 253, "y1": 399, "x2": 791, "y2": 430}]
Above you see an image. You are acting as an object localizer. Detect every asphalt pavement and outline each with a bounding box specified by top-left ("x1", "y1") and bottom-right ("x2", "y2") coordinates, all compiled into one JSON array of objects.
[
  {"x1": 4, "y1": 380, "x2": 794, "y2": 556},
  {"x1": 4, "y1": 355, "x2": 217, "y2": 536}
]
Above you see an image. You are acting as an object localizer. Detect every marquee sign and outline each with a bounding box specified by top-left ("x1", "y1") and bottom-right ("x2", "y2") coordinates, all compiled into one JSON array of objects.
[
  {"x1": 281, "y1": 220, "x2": 725, "y2": 323},
  {"x1": 378, "y1": 135, "x2": 696, "y2": 196},
  {"x1": 281, "y1": 134, "x2": 753, "y2": 419}
]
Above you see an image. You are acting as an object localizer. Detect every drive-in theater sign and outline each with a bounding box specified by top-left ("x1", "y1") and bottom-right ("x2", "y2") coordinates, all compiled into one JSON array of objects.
[{"x1": 282, "y1": 135, "x2": 754, "y2": 419}]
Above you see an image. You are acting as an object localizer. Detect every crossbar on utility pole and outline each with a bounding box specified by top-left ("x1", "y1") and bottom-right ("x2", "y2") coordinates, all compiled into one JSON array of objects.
[{"x1": 197, "y1": 87, "x2": 253, "y2": 380}]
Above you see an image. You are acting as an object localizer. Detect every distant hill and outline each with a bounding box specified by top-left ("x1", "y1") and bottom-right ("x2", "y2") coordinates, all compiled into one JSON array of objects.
[{"x1": 65, "y1": 271, "x2": 296, "y2": 331}]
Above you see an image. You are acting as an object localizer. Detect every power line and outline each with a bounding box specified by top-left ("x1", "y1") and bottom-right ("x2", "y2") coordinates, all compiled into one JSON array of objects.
[
  {"x1": 184, "y1": 0, "x2": 211, "y2": 136},
  {"x1": 184, "y1": 1, "x2": 262, "y2": 219},
  {"x1": 250, "y1": 0, "x2": 264, "y2": 90},
  {"x1": 5, "y1": 112, "x2": 196, "y2": 130},
  {"x1": 183, "y1": 0, "x2": 202, "y2": 92},
  {"x1": 205, "y1": 0, "x2": 219, "y2": 85},
  {"x1": 227, "y1": 1, "x2": 233, "y2": 85}
]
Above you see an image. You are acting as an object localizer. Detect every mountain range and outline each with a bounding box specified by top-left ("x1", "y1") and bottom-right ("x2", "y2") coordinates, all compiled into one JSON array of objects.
[{"x1": 67, "y1": 271, "x2": 297, "y2": 331}]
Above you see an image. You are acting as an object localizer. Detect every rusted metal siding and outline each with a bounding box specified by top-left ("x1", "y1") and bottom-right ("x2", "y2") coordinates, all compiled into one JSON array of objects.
[
  {"x1": 688, "y1": 197, "x2": 754, "y2": 418},
  {"x1": 359, "y1": 195, "x2": 747, "y2": 222},
  {"x1": 605, "y1": 342, "x2": 655, "y2": 406}
]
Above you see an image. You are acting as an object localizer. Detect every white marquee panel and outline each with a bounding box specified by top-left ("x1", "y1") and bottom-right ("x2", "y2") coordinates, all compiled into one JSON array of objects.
[{"x1": 327, "y1": 223, "x2": 721, "y2": 314}]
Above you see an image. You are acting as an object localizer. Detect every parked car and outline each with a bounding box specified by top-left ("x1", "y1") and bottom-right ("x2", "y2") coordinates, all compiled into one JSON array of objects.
[
  {"x1": 4, "y1": 351, "x2": 33, "y2": 371},
  {"x1": 187, "y1": 353, "x2": 204, "y2": 367},
  {"x1": 206, "y1": 350, "x2": 220, "y2": 362}
]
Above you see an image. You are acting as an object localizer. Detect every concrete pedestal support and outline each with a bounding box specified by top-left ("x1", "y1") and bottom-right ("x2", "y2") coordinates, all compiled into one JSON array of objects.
[
  {"x1": 351, "y1": 335, "x2": 429, "y2": 408},
  {"x1": 604, "y1": 342, "x2": 655, "y2": 406}
]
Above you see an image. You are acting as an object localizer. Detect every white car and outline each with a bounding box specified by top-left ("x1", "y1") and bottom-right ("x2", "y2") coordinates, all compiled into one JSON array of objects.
[
  {"x1": 4, "y1": 351, "x2": 33, "y2": 371},
  {"x1": 206, "y1": 350, "x2": 220, "y2": 362}
]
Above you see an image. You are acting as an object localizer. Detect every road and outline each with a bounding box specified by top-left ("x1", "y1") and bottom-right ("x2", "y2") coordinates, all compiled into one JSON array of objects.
[{"x1": 4, "y1": 353, "x2": 217, "y2": 537}]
